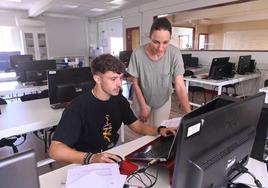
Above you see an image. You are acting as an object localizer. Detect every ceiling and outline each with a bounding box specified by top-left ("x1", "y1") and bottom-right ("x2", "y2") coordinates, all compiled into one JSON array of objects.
[
  {"x1": 0, "y1": 0, "x2": 155, "y2": 18},
  {"x1": 168, "y1": 0, "x2": 268, "y2": 26}
]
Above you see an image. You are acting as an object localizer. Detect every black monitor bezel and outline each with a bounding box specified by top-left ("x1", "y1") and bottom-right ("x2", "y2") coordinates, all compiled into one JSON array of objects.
[
  {"x1": 16, "y1": 59, "x2": 56, "y2": 83},
  {"x1": 47, "y1": 67, "x2": 95, "y2": 105},
  {"x1": 171, "y1": 93, "x2": 265, "y2": 188}
]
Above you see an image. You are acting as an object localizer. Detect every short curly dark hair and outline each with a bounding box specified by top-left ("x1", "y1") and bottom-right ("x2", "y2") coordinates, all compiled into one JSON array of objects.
[
  {"x1": 91, "y1": 54, "x2": 126, "y2": 75},
  {"x1": 149, "y1": 17, "x2": 172, "y2": 38}
]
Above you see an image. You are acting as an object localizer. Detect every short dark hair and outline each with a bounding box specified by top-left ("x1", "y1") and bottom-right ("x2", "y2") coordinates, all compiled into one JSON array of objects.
[
  {"x1": 91, "y1": 54, "x2": 126, "y2": 75},
  {"x1": 150, "y1": 17, "x2": 172, "y2": 37}
]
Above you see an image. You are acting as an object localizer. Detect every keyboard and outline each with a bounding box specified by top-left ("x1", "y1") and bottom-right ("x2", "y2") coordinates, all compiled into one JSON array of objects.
[{"x1": 50, "y1": 102, "x2": 69, "y2": 109}]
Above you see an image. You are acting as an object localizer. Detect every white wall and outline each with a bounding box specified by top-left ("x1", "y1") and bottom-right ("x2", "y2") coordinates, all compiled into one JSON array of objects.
[{"x1": 44, "y1": 16, "x2": 88, "y2": 60}]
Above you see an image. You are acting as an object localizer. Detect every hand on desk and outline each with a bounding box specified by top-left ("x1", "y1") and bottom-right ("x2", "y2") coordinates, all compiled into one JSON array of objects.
[
  {"x1": 159, "y1": 127, "x2": 177, "y2": 137},
  {"x1": 91, "y1": 152, "x2": 123, "y2": 164}
]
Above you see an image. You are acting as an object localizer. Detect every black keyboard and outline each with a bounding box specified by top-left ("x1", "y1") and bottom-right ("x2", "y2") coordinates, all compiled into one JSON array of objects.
[{"x1": 50, "y1": 102, "x2": 68, "y2": 109}]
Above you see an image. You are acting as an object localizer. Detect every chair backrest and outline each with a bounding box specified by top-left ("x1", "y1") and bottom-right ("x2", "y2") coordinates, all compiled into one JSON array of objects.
[
  {"x1": 0, "y1": 98, "x2": 7, "y2": 105},
  {"x1": 264, "y1": 79, "x2": 268, "y2": 87},
  {"x1": 184, "y1": 70, "x2": 194, "y2": 77}
]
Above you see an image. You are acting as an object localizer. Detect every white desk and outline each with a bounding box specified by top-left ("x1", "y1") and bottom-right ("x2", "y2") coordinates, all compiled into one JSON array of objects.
[
  {"x1": 0, "y1": 98, "x2": 63, "y2": 139},
  {"x1": 184, "y1": 73, "x2": 261, "y2": 107},
  {"x1": 0, "y1": 81, "x2": 48, "y2": 98},
  {"x1": 39, "y1": 136, "x2": 268, "y2": 188},
  {"x1": 259, "y1": 86, "x2": 268, "y2": 103}
]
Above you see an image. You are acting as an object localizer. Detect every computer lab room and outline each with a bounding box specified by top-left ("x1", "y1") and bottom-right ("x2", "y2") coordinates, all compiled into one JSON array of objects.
[{"x1": 0, "y1": 0, "x2": 268, "y2": 188}]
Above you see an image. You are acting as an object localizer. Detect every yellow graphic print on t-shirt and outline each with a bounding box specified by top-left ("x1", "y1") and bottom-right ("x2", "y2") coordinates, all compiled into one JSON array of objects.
[{"x1": 103, "y1": 114, "x2": 112, "y2": 143}]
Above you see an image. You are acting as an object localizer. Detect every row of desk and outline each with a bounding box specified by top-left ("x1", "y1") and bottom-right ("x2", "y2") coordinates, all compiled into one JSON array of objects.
[{"x1": 184, "y1": 72, "x2": 261, "y2": 107}]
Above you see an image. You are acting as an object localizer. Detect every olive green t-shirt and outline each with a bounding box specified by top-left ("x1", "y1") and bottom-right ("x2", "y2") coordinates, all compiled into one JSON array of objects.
[{"x1": 127, "y1": 44, "x2": 184, "y2": 109}]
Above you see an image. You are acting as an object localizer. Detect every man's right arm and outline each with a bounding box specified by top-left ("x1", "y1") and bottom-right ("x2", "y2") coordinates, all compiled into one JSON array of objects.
[
  {"x1": 49, "y1": 141, "x2": 123, "y2": 164},
  {"x1": 49, "y1": 140, "x2": 85, "y2": 164}
]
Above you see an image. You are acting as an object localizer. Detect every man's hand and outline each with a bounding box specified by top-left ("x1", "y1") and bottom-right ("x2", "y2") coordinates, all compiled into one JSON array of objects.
[
  {"x1": 159, "y1": 127, "x2": 177, "y2": 137},
  {"x1": 139, "y1": 106, "x2": 150, "y2": 122},
  {"x1": 90, "y1": 152, "x2": 122, "y2": 164}
]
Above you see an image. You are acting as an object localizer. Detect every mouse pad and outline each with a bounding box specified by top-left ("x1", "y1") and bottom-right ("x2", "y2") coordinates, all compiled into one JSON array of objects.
[{"x1": 119, "y1": 160, "x2": 138, "y2": 176}]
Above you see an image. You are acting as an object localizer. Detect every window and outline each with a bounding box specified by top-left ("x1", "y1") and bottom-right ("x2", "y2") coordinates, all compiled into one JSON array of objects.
[
  {"x1": 199, "y1": 34, "x2": 208, "y2": 50},
  {"x1": 0, "y1": 26, "x2": 21, "y2": 52},
  {"x1": 110, "y1": 37, "x2": 123, "y2": 56},
  {"x1": 172, "y1": 27, "x2": 194, "y2": 50}
]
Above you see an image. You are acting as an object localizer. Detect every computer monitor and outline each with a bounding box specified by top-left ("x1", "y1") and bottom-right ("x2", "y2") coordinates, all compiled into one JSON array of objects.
[
  {"x1": 208, "y1": 57, "x2": 234, "y2": 80},
  {"x1": 9, "y1": 54, "x2": 33, "y2": 70},
  {"x1": 171, "y1": 92, "x2": 265, "y2": 188},
  {"x1": 16, "y1": 60, "x2": 56, "y2": 84},
  {"x1": 182, "y1": 54, "x2": 192, "y2": 68},
  {"x1": 0, "y1": 149, "x2": 40, "y2": 188},
  {"x1": 47, "y1": 67, "x2": 95, "y2": 105},
  {"x1": 237, "y1": 55, "x2": 252, "y2": 75},
  {"x1": 119, "y1": 50, "x2": 132, "y2": 67},
  {"x1": 0, "y1": 51, "x2": 20, "y2": 71}
]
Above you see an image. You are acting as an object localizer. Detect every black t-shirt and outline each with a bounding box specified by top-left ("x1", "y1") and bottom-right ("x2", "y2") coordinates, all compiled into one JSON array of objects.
[{"x1": 52, "y1": 92, "x2": 137, "y2": 153}]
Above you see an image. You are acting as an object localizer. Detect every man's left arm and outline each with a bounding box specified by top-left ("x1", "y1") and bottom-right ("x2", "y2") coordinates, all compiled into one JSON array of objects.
[
  {"x1": 174, "y1": 75, "x2": 191, "y2": 113},
  {"x1": 128, "y1": 120, "x2": 177, "y2": 137}
]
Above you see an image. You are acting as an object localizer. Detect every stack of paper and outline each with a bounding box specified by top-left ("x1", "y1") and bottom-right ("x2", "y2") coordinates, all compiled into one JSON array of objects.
[
  {"x1": 160, "y1": 117, "x2": 182, "y2": 128},
  {"x1": 65, "y1": 163, "x2": 127, "y2": 188}
]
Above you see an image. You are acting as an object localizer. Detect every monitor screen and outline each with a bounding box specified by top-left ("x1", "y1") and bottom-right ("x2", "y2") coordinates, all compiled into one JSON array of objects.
[
  {"x1": 171, "y1": 93, "x2": 265, "y2": 188},
  {"x1": 9, "y1": 54, "x2": 33, "y2": 69},
  {"x1": 16, "y1": 60, "x2": 56, "y2": 83},
  {"x1": 208, "y1": 57, "x2": 232, "y2": 79},
  {"x1": 0, "y1": 51, "x2": 20, "y2": 71},
  {"x1": 0, "y1": 149, "x2": 40, "y2": 188},
  {"x1": 237, "y1": 55, "x2": 252, "y2": 74},
  {"x1": 47, "y1": 67, "x2": 95, "y2": 105},
  {"x1": 119, "y1": 50, "x2": 132, "y2": 67},
  {"x1": 182, "y1": 54, "x2": 192, "y2": 68}
]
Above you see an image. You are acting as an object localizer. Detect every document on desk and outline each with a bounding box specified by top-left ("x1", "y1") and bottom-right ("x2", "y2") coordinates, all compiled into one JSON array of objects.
[
  {"x1": 65, "y1": 163, "x2": 126, "y2": 188},
  {"x1": 160, "y1": 117, "x2": 182, "y2": 128}
]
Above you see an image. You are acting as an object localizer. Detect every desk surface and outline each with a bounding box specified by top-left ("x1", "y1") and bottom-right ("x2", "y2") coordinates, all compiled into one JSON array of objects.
[
  {"x1": 0, "y1": 81, "x2": 48, "y2": 96},
  {"x1": 0, "y1": 98, "x2": 63, "y2": 139},
  {"x1": 39, "y1": 136, "x2": 268, "y2": 188},
  {"x1": 184, "y1": 73, "x2": 261, "y2": 87}
]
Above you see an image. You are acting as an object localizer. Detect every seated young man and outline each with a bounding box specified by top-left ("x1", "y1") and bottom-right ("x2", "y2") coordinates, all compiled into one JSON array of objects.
[{"x1": 49, "y1": 54, "x2": 176, "y2": 165}]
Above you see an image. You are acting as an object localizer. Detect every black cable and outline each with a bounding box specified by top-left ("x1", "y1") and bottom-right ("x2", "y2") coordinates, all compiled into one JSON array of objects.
[
  {"x1": 126, "y1": 159, "x2": 160, "y2": 187},
  {"x1": 234, "y1": 163, "x2": 263, "y2": 188}
]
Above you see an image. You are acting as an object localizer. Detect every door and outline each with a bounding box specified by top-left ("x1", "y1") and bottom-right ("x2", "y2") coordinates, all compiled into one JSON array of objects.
[{"x1": 126, "y1": 27, "x2": 140, "y2": 51}]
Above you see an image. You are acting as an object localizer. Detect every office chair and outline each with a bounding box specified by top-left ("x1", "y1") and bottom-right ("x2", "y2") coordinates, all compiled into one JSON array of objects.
[
  {"x1": 184, "y1": 70, "x2": 207, "y2": 103},
  {"x1": 0, "y1": 98, "x2": 27, "y2": 153},
  {"x1": 264, "y1": 79, "x2": 268, "y2": 87},
  {"x1": 20, "y1": 90, "x2": 56, "y2": 152}
]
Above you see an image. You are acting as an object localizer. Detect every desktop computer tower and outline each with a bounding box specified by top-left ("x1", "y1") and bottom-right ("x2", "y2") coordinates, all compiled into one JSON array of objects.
[{"x1": 251, "y1": 103, "x2": 268, "y2": 161}]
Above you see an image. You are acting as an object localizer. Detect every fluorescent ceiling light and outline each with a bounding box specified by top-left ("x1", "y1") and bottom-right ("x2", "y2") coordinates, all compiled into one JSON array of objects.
[
  {"x1": 108, "y1": 0, "x2": 125, "y2": 5},
  {"x1": 90, "y1": 8, "x2": 105, "y2": 12},
  {"x1": 7, "y1": 0, "x2": 22, "y2": 2},
  {"x1": 158, "y1": 14, "x2": 169, "y2": 18},
  {"x1": 63, "y1": 4, "x2": 78, "y2": 9}
]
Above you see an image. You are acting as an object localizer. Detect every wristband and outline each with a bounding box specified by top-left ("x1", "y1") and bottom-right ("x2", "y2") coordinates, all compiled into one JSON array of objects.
[
  {"x1": 157, "y1": 126, "x2": 166, "y2": 135},
  {"x1": 83, "y1": 152, "x2": 93, "y2": 165}
]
